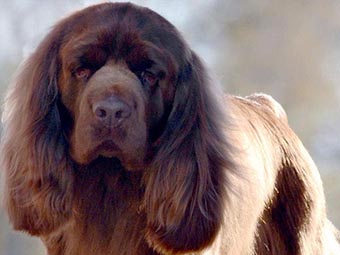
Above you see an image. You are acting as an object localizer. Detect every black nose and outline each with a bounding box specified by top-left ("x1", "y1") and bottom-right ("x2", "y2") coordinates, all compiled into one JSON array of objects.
[{"x1": 93, "y1": 97, "x2": 131, "y2": 127}]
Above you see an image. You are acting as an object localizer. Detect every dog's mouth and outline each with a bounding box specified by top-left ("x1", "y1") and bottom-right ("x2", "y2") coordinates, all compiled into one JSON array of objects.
[
  {"x1": 78, "y1": 139, "x2": 122, "y2": 165},
  {"x1": 90, "y1": 140, "x2": 144, "y2": 171},
  {"x1": 72, "y1": 131, "x2": 146, "y2": 171},
  {"x1": 96, "y1": 140, "x2": 121, "y2": 158}
]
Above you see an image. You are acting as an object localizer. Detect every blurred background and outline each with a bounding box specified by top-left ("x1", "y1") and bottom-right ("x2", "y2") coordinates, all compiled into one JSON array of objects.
[{"x1": 0, "y1": 0, "x2": 339, "y2": 254}]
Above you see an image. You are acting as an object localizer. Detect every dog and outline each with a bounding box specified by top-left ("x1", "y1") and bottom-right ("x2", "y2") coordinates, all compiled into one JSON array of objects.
[{"x1": 1, "y1": 3, "x2": 339, "y2": 255}]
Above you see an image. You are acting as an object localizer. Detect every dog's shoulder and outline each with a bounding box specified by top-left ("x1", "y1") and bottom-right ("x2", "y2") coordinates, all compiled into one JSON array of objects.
[{"x1": 233, "y1": 93, "x2": 288, "y2": 122}]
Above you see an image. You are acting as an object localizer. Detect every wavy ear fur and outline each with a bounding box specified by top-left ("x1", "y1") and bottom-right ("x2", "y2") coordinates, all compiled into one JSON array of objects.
[
  {"x1": 145, "y1": 52, "x2": 237, "y2": 254},
  {"x1": 1, "y1": 28, "x2": 73, "y2": 236}
]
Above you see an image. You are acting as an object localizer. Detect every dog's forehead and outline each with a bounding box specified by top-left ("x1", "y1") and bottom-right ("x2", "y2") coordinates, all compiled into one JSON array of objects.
[
  {"x1": 58, "y1": 3, "x2": 189, "y2": 67},
  {"x1": 62, "y1": 3, "x2": 171, "y2": 40}
]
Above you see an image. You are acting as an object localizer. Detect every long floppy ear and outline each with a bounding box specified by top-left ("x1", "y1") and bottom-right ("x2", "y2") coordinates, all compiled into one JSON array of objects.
[
  {"x1": 144, "y1": 52, "x2": 237, "y2": 254},
  {"x1": 0, "y1": 28, "x2": 73, "y2": 236}
]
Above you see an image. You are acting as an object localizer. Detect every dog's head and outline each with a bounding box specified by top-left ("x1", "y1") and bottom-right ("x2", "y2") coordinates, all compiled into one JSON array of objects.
[{"x1": 50, "y1": 3, "x2": 192, "y2": 169}]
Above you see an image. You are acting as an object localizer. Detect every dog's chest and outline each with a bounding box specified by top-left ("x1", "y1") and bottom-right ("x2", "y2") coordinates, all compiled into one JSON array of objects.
[{"x1": 45, "y1": 169, "x2": 158, "y2": 255}]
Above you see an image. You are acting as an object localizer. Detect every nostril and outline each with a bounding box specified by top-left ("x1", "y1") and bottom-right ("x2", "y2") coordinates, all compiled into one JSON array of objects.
[
  {"x1": 96, "y1": 108, "x2": 107, "y2": 119},
  {"x1": 92, "y1": 97, "x2": 131, "y2": 127},
  {"x1": 115, "y1": 110, "x2": 122, "y2": 119},
  {"x1": 116, "y1": 107, "x2": 131, "y2": 119}
]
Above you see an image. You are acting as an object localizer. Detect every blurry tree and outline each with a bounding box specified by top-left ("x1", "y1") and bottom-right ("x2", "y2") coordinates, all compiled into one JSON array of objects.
[{"x1": 183, "y1": 0, "x2": 340, "y2": 144}]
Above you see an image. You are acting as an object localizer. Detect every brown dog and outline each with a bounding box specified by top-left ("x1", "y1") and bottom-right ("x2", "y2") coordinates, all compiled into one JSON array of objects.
[{"x1": 1, "y1": 3, "x2": 339, "y2": 255}]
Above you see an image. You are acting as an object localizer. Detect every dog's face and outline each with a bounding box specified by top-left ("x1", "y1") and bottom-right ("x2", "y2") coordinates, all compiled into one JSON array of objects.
[{"x1": 56, "y1": 4, "x2": 186, "y2": 169}]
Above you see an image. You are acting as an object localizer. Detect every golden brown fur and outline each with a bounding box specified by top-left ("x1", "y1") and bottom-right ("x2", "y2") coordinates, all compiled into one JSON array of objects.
[{"x1": 1, "y1": 3, "x2": 339, "y2": 255}]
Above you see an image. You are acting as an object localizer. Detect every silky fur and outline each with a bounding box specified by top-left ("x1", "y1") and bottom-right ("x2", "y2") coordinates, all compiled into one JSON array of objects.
[{"x1": 1, "y1": 2, "x2": 339, "y2": 255}]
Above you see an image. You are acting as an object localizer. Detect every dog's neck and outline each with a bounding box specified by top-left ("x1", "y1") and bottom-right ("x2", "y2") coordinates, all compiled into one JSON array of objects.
[{"x1": 65, "y1": 159, "x2": 149, "y2": 253}]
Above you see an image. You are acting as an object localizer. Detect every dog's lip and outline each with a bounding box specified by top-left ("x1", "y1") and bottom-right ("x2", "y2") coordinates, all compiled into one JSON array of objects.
[{"x1": 96, "y1": 140, "x2": 121, "y2": 155}]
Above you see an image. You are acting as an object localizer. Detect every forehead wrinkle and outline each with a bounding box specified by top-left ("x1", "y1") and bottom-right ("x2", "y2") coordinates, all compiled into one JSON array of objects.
[
  {"x1": 61, "y1": 28, "x2": 113, "y2": 69},
  {"x1": 59, "y1": 17, "x2": 179, "y2": 77}
]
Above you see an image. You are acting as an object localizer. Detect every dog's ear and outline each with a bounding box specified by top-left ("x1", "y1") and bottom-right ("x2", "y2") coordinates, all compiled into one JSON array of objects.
[
  {"x1": 144, "y1": 52, "x2": 237, "y2": 254},
  {"x1": 1, "y1": 26, "x2": 73, "y2": 236}
]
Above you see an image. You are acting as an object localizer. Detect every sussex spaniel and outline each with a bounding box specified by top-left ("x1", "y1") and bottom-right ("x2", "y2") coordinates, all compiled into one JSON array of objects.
[{"x1": 1, "y1": 3, "x2": 339, "y2": 255}]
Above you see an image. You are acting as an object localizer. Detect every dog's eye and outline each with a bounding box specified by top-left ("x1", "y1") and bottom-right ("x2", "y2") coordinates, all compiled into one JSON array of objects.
[
  {"x1": 140, "y1": 71, "x2": 158, "y2": 86},
  {"x1": 74, "y1": 67, "x2": 91, "y2": 81}
]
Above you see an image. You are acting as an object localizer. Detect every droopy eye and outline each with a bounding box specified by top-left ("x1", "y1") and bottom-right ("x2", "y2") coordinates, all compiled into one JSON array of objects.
[
  {"x1": 74, "y1": 67, "x2": 91, "y2": 81},
  {"x1": 140, "y1": 71, "x2": 158, "y2": 86}
]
